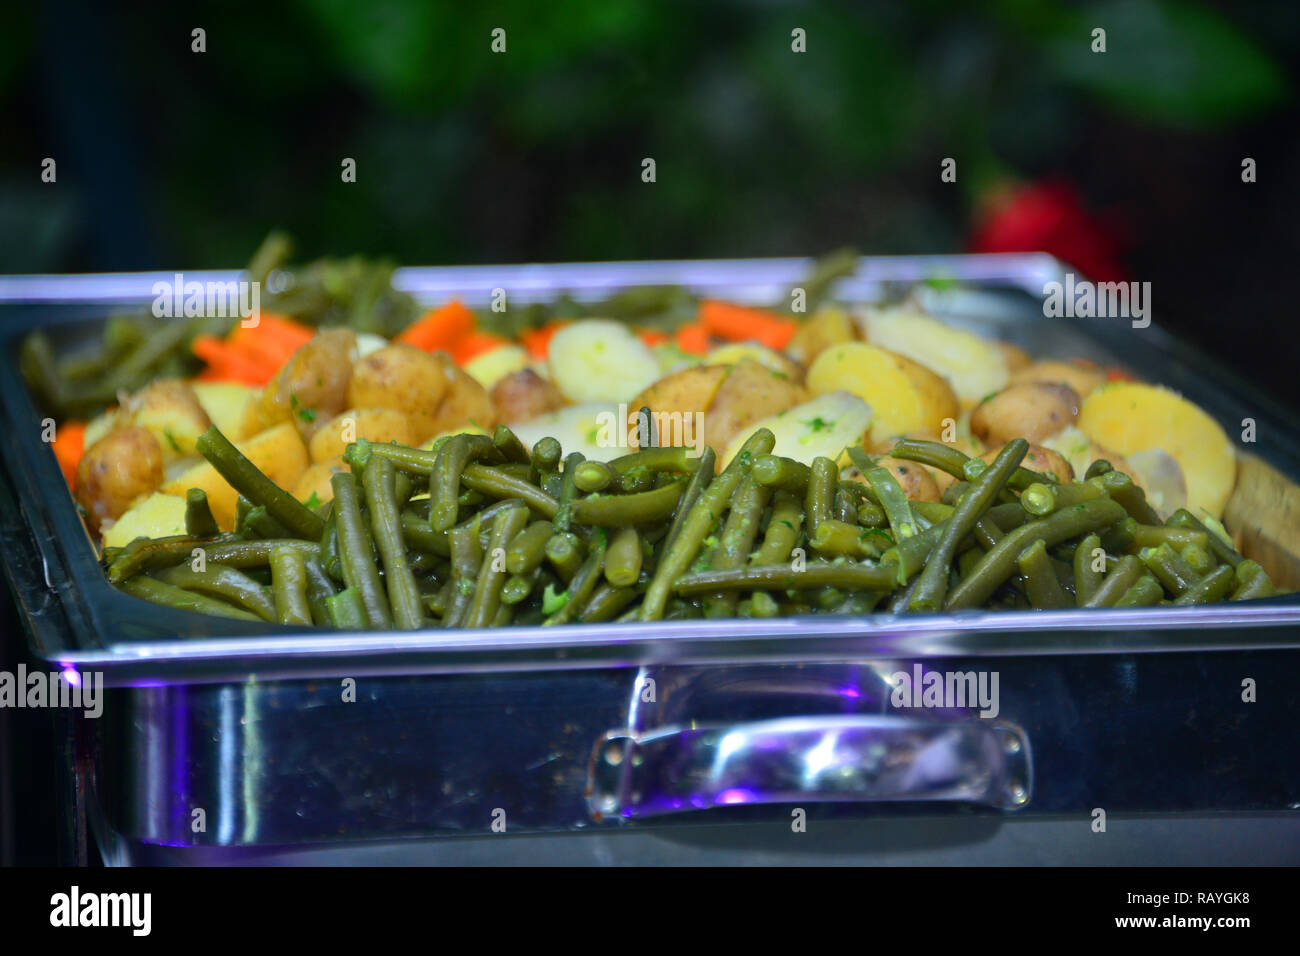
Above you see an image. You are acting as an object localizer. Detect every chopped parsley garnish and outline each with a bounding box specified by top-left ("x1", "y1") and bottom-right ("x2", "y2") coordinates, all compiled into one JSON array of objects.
[
  {"x1": 290, "y1": 394, "x2": 316, "y2": 423},
  {"x1": 304, "y1": 491, "x2": 322, "y2": 509},
  {"x1": 162, "y1": 428, "x2": 181, "y2": 452}
]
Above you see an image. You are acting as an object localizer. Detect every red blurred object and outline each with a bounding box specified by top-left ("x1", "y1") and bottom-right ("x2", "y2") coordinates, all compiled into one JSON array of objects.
[{"x1": 969, "y1": 180, "x2": 1128, "y2": 282}]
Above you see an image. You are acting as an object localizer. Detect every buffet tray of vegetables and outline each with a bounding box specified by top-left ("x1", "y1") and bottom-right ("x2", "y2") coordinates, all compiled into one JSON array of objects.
[{"x1": 2, "y1": 246, "x2": 1298, "y2": 688}]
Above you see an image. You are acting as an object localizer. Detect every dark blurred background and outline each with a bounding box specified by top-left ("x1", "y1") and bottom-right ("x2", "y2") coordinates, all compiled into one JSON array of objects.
[{"x1": 1, "y1": 0, "x2": 1297, "y2": 382}]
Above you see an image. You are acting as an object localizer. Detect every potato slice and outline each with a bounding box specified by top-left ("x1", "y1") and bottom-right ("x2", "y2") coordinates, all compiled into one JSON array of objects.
[
  {"x1": 807, "y1": 342, "x2": 958, "y2": 446},
  {"x1": 547, "y1": 319, "x2": 661, "y2": 403},
  {"x1": 509, "y1": 403, "x2": 625, "y2": 462},
  {"x1": 102, "y1": 492, "x2": 189, "y2": 548},
  {"x1": 630, "y1": 365, "x2": 729, "y2": 421},
  {"x1": 1077, "y1": 383, "x2": 1236, "y2": 519},
  {"x1": 701, "y1": 359, "x2": 805, "y2": 458},
  {"x1": 162, "y1": 423, "x2": 309, "y2": 530},
  {"x1": 785, "y1": 307, "x2": 856, "y2": 366},
  {"x1": 721, "y1": 391, "x2": 872, "y2": 468},
  {"x1": 192, "y1": 382, "x2": 260, "y2": 442},
  {"x1": 308, "y1": 408, "x2": 411, "y2": 464},
  {"x1": 858, "y1": 307, "x2": 1010, "y2": 410}
]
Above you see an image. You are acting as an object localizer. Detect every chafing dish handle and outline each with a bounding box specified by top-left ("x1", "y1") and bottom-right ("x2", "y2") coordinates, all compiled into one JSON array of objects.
[{"x1": 588, "y1": 714, "x2": 1031, "y2": 819}]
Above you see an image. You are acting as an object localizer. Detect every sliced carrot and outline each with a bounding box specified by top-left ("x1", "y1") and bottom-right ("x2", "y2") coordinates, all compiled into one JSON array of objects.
[
  {"x1": 637, "y1": 329, "x2": 669, "y2": 347},
  {"x1": 698, "y1": 300, "x2": 797, "y2": 350},
  {"x1": 1105, "y1": 366, "x2": 1137, "y2": 383},
  {"x1": 674, "y1": 321, "x2": 712, "y2": 355},
  {"x1": 52, "y1": 420, "x2": 86, "y2": 485},
  {"x1": 520, "y1": 321, "x2": 569, "y2": 361},
  {"x1": 396, "y1": 301, "x2": 477, "y2": 353},
  {"x1": 227, "y1": 312, "x2": 313, "y2": 367},
  {"x1": 453, "y1": 331, "x2": 510, "y2": 365},
  {"x1": 191, "y1": 335, "x2": 275, "y2": 386}
]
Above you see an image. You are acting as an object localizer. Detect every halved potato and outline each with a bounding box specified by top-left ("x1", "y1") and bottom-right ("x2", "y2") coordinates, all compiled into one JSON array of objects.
[
  {"x1": 970, "y1": 383, "x2": 1080, "y2": 446},
  {"x1": 807, "y1": 342, "x2": 958, "y2": 446},
  {"x1": 162, "y1": 423, "x2": 309, "y2": 530},
  {"x1": 102, "y1": 492, "x2": 188, "y2": 548},
  {"x1": 858, "y1": 307, "x2": 1010, "y2": 410},
  {"x1": 627, "y1": 364, "x2": 731, "y2": 450},
  {"x1": 192, "y1": 382, "x2": 260, "y2": 442},
  {"x1": 785, "y1": 307, "x2": 856, "y2": 366},
  {"x1": 721, "y1": 391, "x2": 872, "y2": 468},
  {"x1": 1076, "y1": 383, "x2": 1236, "y2": 519},
  {"x1": 120, "y1": 379, "x2": 212, "y2": 460},
  {"x1": 705, "y1": 343, "x2": 803, "y2": 383},
  {"x1": 308, "y1": 408, "x2": 412, "y2": 463},
  {"x1": 548, "y1": 319, "x2": 661, "y2": 404},
  {"x1": 700, "y1": 359, "x2": 806, "y2": 459}
]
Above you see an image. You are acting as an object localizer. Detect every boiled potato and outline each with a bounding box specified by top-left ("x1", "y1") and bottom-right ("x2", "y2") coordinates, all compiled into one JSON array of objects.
[
  {"x1": 308, "y1": 408, "x2": 412, "y2": 464},
  {"x1": 491, "y1": 368, "x2": 567, "y2": 424},
  {"x1": 464, "y1": 343, "x2": 531, "y2": 390},
  {"x1": 76, "y1": 426, "x2": 165, "y2": 529},
  {"x1": 998, "y1": 341, "x2": 1032, "y2": 373},
  {"x1": 701, "y1": 359, "x2": 805, "y2": 459},
  {"x1": 858, "y1": 307, "x2": 1010, "y2": 410},
  {"x1": 347, "y1": 342, "x2": 450, "y2": 443},
  {"x1": 871, "y1": 456, "x2": 940, "y2": 502},
  {"x1": 630, "y1": 365, "x2": 729, "y2": 421},
  {"x1": 162, "y1": 423, "x2": 309, "y2": 530},
  {"x1": 257, "y1": 328, "x2": 359, "y2": 440},
  {"x1": 292, "y1": 456, "x2": 349, "y2": 505},
  {"x1": 192, "y1": 382, "x2": 259, "y2": 442},
  {"x1": 1076, "y1": 383, "x2": 1236, "y2": 519},
  {"x1": 83, "y1": 408, "x2": 119, "y2": 452},
  {"x1": 970, "y1": 383, "x2": 1080, "y2": 446},
  {"x1": 785, "y1": 307, "x2": 856, "y2": 366},
  {"x1": 980, "y1": 442, "x2": 1074, "y2": 484},
  {"x1": 547, "y1": 319, "x2": 661, "y2": 404},
  {"x1": 510, "y1": 403, "x2": 624, "y2": 462},
  {"x1": 119, "y1": 379, "x2": 212, "y2": 460},
  {"x1": 807, "y1": 342, "x2": 959, "y2": 445},
  {"x1": 103, "y1": 492, "x2": 187, "y2": 548},
  {"x1": 422, "y1": 353, "x2": 495, "y2": 440},
  {"x1": 1009, "y1": 359, "x2": 1106, "y2": 400},
  {"x1": 705, "y1": 343, "x2": 803, "y2": 383},
  {"x1": 722, "y1": 391, "x2": 872, "y2": 469}
]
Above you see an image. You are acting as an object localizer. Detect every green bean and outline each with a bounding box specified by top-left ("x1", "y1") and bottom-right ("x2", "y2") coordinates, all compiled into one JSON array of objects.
[
  {"x1": 571, "y1": 479, "x2": 686, "y2": 526},
  {"x1": 1114, "y1": 574, "x2": 1165, "y2": 608},
  {"x1": 492, "y1": 425, "x2": 531, "y2": 465},
  {"x1": 910, "y1": 438, "x2": 1028, "y2": 612},
  {"x1": 607, "y1": 446, "x2": 701, "y2": 475},
  {"x1": 1179, "y1": 542, "x2": 1214, "y2": 576},
  {"x1": 1172, "y1": 564, "x2": 1235, "y2": 606},
  {"x1": 461, "y1": 463, "x2": 559, "y2": 519},
  {"x1": 581, "y1": 583, "x2": 642, "y2": 622},
  {"x1": 400, "y1": 512, "x2": 451, "y2": 557},
  {"x1": 1084, "y1": 459, "x2": 1114, "y2": 480},
  {"x1": 154, "y1": 563, "x2": 277, "y2": 621},
  {"x1": 1099, "y1": 471, "x2": 1161, "y2": 525},
  {"x1": 364, "y1": 456, "x2": 423, "y2": 630},
  {"x1": 302, "y1": 555, "x2": 337, "y2": 627},
  {"x1": 325, "y1": 587, "x2": 367, "y2": 629},
  {"x1": 573, "y1": 460, "x2": 614, "y2": 493},
  {"x1": 1231, "y1": 561, "x2": 1277, "y2": 601},
  {"x1": 1016, "y1": 539, "x2": 1070, "y2": 609},
  {"x1": 867, "y1": 466, "x2": 919, "y2": 542},
  {"x1": 911, "y1": 501, "x2": 955, "y2": 525},
  {"x1": 1130, "y1": 525, "x2": 1209, "y2": 552},
  {"x1": 1166, "y1": 509, "x2": 1244, "y2": 569},
  {"x1": 1082, "y1": 554, "x2": 1145, "y2": 608},
  {"x1": 605, "y1": 527, "x2": 644, "y2": 588},
  {"x1": 947, "y1": 498, "x2": 1127, "y2": 609},
  {"x1": 804, "y1": 457, "x2": 836, "y2": 539},
  {"x1": 501, "y1": 569, "x2": 540, "y2": 606},
  {"x1": 530, "y1": 436, "x2": 562, "y2": 474},
  {"x1": 545, "y1": 529, "x2": 608, "y2": 625},
  {"x1": 1021, "y1": 480, "x2": 1103, "y2": 516},
  {"x1": 642, "y1": 429, "x2": 774, "y2": 620},
  {"x1": 617, "y1": 465, "x2": 653, "y2": 494},
  {"x1": 506, "y1": 520, "x2": 554, "y2": 575},
  {"x1": 431, "y1": 434, "x2": 495, "y2": 532},
  {"x1": 185, "y1": 489, "x2": 219, "y2": 538},
  {"x1": 752, "y1": 455, "x2": 811, "y2": 492},
  {"x1": 240, "y1": 505, "x2": 290, "y2": 540},
  {"x1": 752, "y1": 491, "x2": 804, "y2": 566},
  {"x1": 330, "y1": 472, "x2": 392, "y2": 629},
  {"x1": 702, "y1": 475, "x2": 772, "y2": 617},
  {"x1": 202, "y1": 538, "x2": 320, "y2": 568},
  {"x1": 1073, "y1": 533, "x2": 1104, "y2": 606},
  {"x1": 464, "y1": 504, "x2": 529, "y2": 628},
  {"x1": 809, "y1": 521, "x2": 882, "y2": 560},
  {"x1": 106, "y1": 535, "x2": 221, "y2": 584},
  {"x1": 196, "y1": 426, "x2": 324, "y2": 539},
  {"x1": 887, "y1": 439, "x2": 969, "y2": 480},
  {"x1": 662, "y1": 446, "x2": 717, "y2": 554},
  {"x1": 269, "y1": 545, "x2": 313, "y2": 626},
  {"x1": 120, "y1": 576, "x2": 262, "y2": 621},
  {"x1": 444, "y1": 520, "x2": 483, "y2": 627},
  {"x1": 366, "y1": 442, "x2": 440, "y2": 475},
  {"x1": 545, "y1": 532, "x2": 584, "y2": 581},
  {"x1": 1139, "y1": 543, "x2": 1199, "y2": 596},
  {"x1": 1099, "y1": 516, "x2": 1137, "y2": 555},
  {"x1": 674, "y1": 561, "x2": 902, "y2": 595},
  {"x1": 551, "y1": 451, "x2": 585, "y2": 534}
]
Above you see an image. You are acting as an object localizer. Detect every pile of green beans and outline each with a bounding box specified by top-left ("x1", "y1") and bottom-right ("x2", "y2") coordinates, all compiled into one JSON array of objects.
[{"x1": 106, "y1": 426, "x2": 1283, "y2": 628}]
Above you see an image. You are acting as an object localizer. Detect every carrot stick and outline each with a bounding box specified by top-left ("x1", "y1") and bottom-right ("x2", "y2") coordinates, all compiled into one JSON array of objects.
[
  {"x1": 674, "y1": 321, "x2": 711, "y2": 355},
  {"x1": 396, "y1": 301, "x2": 477, "y2": 353},
  {"x1": 638, "y1": 329, "x2": 668, "y2": 347},
  {"x1": 521, "y1": 321, "x2": 568, "y2": 360},
  {"x1": 698, "y1": 300, "x2": 797, "y2": 350},
  {"x1": 453, "y1": 331, "x2": 509, "y2": 365},
  {"x1": 53, "y1": 420, "x2": 86, "y2": 485},
  {"x1": 191, "y1": 336, "x2": 275, "y2": 386}
]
